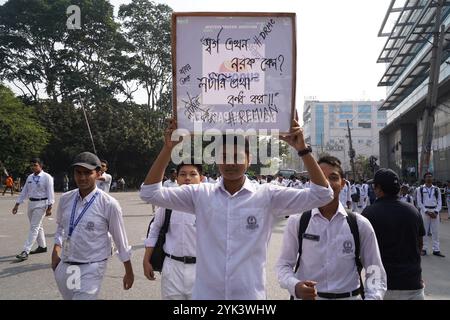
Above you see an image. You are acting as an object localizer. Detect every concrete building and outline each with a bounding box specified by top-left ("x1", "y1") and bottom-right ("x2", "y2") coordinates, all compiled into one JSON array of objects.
[
  {"x1": 302, "y1": 100, "x2": 386, "y2": 175},
  {"x1": 377, "y1": 0, "x2": 450, "y2": 183}
]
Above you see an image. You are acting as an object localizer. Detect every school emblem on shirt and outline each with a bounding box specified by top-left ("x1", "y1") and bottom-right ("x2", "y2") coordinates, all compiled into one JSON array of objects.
[
  {"x1": 86, "y1": 221, "x2": 95, "y2": 232},
  {"x1": 343, "y1": 240, "x2": 353, "y2": 254},
  {"x1": 246, "y1": 216, "x2": 259, "y2": 230}
]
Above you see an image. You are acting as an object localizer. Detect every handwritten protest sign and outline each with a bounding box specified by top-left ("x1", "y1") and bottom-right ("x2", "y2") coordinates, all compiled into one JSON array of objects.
[{"x1": 172, "y1": 13, "x2": 296, "y2": 134}]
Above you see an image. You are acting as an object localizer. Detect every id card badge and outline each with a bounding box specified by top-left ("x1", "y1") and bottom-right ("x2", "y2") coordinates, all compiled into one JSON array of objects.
[{"x1": 63, "y1": 238, "x2": 71, "y2": 258}]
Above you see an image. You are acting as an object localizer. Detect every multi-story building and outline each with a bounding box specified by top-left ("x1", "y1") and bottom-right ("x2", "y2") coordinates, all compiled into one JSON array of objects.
[
  {"x1": 377, "y1": 0, "x2": 450, "y2": 182},
  {"x1": 302, "y1": 100, "x2": 386, "y2": 175}
]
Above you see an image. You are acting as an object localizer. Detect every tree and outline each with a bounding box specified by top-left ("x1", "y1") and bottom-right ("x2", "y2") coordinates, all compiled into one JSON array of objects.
[
  {"x1": 0, "y1": 84, "x2": 49, "y2": 176},
  {"x1": 118, "y1": 0, "x2": 173, "y2": 114}
]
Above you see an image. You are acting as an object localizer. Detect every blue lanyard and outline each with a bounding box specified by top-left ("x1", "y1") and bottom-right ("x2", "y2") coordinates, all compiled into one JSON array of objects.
[
  {"x1": 32, "y1": 175, "x2": 40, "y2": 184},
  {"x1": 426, "y1": 187, "x2": 433, "y2": 199},
  {"x1": 69, "y1": 191, "x2": 98, "y2": 238}
]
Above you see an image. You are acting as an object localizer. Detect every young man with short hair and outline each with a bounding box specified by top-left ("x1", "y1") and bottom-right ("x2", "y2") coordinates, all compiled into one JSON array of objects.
[
  {"x1": 96, "y1": 159, "x2": 112, "y2": 192},
  {"x1": 139, "y1": 118, "x2": 334, "y2": 300},
  {"x1": 363, "y1": 169, "x2": 426, "y2": 300},
  {"x1": 277, "y1": 156, "x2": 386, "y2": 300},
  {"x1": 52, "y1": 152, "x2": 134, "y2": 300},
  {"x1": 163, "y1": 168, "x2": 178, "y2": 188},
  {"x1": 143, "y1": 161, "x2": 202, "y2": 300},
  {"x1": 12, "y1": 158, "x2": 54, "y2": 260},
  {"x1": 416, "y1": 172, "x2": 444, "y2": 257}
]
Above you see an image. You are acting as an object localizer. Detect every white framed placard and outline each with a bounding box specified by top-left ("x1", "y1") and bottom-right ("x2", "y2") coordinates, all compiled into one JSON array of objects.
[{"x1": 172, "y1": 12, "x2": 296, "y2": 134}]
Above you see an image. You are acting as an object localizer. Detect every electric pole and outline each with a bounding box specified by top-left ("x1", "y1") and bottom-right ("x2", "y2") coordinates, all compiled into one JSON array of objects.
[
  {"x1": 419, "y1": 0, "x2": 444, "y2": 177},
  {"x1": 347, "y1": 120, "x2": 356, "y2": 180}
]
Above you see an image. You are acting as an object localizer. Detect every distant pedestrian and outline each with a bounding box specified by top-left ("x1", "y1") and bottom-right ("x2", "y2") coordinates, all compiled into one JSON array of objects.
[
  {"x1": 96, "y1": 160, "x2": 112, "y2": 193},
  {"x1": 2, "y1": 175, "x2": 14, "y2": 195},
  {"x1": 12, "y1": 158, "x2": 54, "y2": 261},
  {"x1": 63, "y1": 174, "x2": 69, "y2": 192},
  {"x1": 416, "y1": 173, "x2": 444, "y2": 257}
]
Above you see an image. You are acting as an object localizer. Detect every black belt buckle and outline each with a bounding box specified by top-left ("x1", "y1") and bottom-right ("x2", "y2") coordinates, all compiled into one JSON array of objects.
[
  {"x1": 318, "y1": 289, "x2": 360, "y2": 299},
  {"x1": 183, "y1": 256, "x2": 196, "y2": 264}
]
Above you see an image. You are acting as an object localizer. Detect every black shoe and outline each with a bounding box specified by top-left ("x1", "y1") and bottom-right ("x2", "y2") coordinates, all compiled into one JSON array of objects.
[
  {"x1": 29, "y1": 246, "x2": 47, "y2": 254},
  {"x1": 16, "y1": 251, "x2": 28, "y2": 261},
  {"x1": 433, "y1": 251, "x2": 445, "y2": 257},
  {"x1": 421, "y1": 250, "x2": 427, "y2": 256}
]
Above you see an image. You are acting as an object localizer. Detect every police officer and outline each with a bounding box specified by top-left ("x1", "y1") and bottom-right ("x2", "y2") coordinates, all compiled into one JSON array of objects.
[
  {"x1": 399, "y1": 184, "x2": 414, "y2": 204},
  {"x1": 416, "y1": 172, "x2": 444, "y2": 257},
  {"x1": 12, "y1": 158, "x2": 54, "y2": 261}
]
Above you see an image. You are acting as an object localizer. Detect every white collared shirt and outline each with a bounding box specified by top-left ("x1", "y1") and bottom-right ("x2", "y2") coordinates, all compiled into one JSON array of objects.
[
  {"x1": 339, "y1": 182, "x2": 352, "y2": 205},
  {"x1": 416, "y1": 184, "x2": 442, "y2": 213},
  {"x1": 140, "y1": 177, "x2": 333, "y2": 300},
  {"x1": 276, "y1": 203, "x2": 386, "y2": 300},
  {"x1": 54, "y1": 187, "x2": 132, "y2": 263},
  {"x1": 17, "y1": 171, "x2": 55, "y2": 206},
  {"x1": 163, "y1": 179, "x2": 179, "y2": 188},
  {"x1": 399, "y1": 194, "x2": 413, "y2": 204},
  {"x1": 145, "y1": 207, "x2": 196, "y2": 257},
  {"x1": 96, "y1": 172, "x2": 112, "y2": 192}
]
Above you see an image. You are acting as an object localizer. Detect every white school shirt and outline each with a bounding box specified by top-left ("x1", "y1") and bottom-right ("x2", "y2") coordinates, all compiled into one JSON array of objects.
[
  {"x1": 339, "y1": 182, "x2": 352, "y2": 206},
  {"x1": 276, "y1": 203, "x2": 386, "y2": 300},
  {"x1": 416, "y1": 184, "x2": 442, "y2": 213},
  {"x1": 399, "y1": 194, "x2": 413, "y2": 204},
  {"x1": 17, "y1": 171, "x2": 55, "y2": 206},
  {"x1": 145, "y1": 207, "x2": 196, "y2": 257},
  {"x1": 139, "y1": 177, "x2": 333, "y2": 300},
  {"x1": 54, "y1": 187, "x2": 132, "y2": 263},
  {"x1": 163, "y1": 179, "x2": 179, "y2": 188},
  {"x1": 96, "y1": 172, "x2": 112, "y2": 192}
]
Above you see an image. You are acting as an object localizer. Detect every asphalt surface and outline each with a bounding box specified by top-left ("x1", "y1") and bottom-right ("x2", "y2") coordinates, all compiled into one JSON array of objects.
[{"x1": 0, "y1": 191, "x2": 449, "y2": 300}]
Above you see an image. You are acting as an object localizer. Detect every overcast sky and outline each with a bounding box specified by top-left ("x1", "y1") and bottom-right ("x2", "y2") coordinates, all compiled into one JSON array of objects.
[{"x1": 1, "y1": 0, "x2": 393, "y2": 109}]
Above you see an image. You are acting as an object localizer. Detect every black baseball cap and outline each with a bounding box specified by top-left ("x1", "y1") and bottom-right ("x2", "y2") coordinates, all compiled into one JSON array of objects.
[
  {"x1": 368, "y1": 168, "x2": 400, "y2": 195},
  {"x1": 71, "y1": 152, "x2": 101, "y2": 170}
]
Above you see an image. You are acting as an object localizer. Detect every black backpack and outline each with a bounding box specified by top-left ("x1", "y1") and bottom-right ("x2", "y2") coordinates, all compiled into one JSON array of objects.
[
  {"x1": 146, "y1": 208, "x2": 172, "y2": 272},
  {"x1": 290, "y1": 210, "x2": 364, "y2": 300},
  {"x1": 351, "y1": 186, "x2": 360, "y2": 202}
]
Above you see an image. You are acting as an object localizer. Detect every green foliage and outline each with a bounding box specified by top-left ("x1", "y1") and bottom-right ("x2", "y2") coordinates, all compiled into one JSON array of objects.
[{"x1": 0, "y1": 84, "x2": 49, "y2": 175}]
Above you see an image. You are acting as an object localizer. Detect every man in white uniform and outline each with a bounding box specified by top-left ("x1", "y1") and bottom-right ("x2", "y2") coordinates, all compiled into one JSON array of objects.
[
  {"x1": 51, "y1": 152, "x2": 134, "y2": 299},
  {"x1": 277, "y1": 156, "x2": 386, "y2": 300},
  {"x1": 163, "y1": 168, "x2": 178, "y2": 188},
  {"x1": 12, "y1": 158, "x2": 54, "y2": 261},
  {"x1": 416, "y1": 172, "x2": 444, "y2": 257},
  {"x1": 143, "y1": 161, "x2": 201, "y2": 300},
  {"x1": 96, "y1": 159, "x2": 112, "y2": 192},
  {"x1": 339, "y1": 179, "x2": 352, "y2": 209},
  {"x1": 140, "y1": 118, "x2": 334, "y2": 300}
]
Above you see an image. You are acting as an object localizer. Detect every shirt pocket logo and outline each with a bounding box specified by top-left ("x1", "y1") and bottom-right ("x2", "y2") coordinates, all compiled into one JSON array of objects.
[
  {"x1": 86, "y1": 221, "x2": 95, "y2": 232},
  {"x1": 246, "y1": 215, "x2": 259, "y2": 230},
  {"x1": 342, "y1": 240, "x2": 353, "y2": 254}
]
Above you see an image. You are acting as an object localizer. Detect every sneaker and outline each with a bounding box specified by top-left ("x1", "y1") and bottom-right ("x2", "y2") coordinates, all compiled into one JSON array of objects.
[
  {"x1": 29, "y1": 246, "x2": 47, "y2": 254},
  {"x1": 421, "y1": 250, "x2": 427, "y2": 256},
  {"x1": 433, "y1": 251, "x2": 445, "y2": 257},
  {"x1": 16, "y1": 251, "x2": 28, "y2": 261}
]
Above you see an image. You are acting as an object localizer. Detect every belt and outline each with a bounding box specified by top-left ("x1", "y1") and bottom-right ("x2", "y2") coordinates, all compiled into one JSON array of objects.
[
  {"x1": 29, "y1": 198, "x2": 48, "y2": 201},
  {"x1": 425, "y1": 206, "x2": 437, "y2": 209},
  {"x1": 317, "y1": 288, "x2": 360, "y2": 299},
  {"x1": 165, "y1": 253, "x2": 196, "y2": 264},
  {"x1": 65, "y1": 259, "x2": 107, "y2": 265}
]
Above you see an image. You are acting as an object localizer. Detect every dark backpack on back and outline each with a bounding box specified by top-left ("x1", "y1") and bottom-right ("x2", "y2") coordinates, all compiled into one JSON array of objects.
[
  {"x1": 351, "y1": 187, "x2": 360, "y2": 203},
  {"x1": 146, "y1": 208, "x2": 172, "y2": 272},
  {"x1": 290, "y1": 210, "x2": 364, "y2": 300}
]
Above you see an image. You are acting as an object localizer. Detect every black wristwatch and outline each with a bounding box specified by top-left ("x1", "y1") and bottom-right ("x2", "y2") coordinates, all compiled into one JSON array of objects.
[{"x1": 298, "y1": 145, "x2": 312, "y2": 157}]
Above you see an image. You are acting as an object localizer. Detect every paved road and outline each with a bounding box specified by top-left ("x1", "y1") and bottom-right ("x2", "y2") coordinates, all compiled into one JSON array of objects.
[{"x1": 0, "y1": 192, "x2": 449, "y2": 300}]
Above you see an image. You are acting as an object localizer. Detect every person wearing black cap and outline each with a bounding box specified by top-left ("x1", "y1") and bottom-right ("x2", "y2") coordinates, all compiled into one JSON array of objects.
[
  {"x1": 51, "y1": 152, "x2": 134, "y2": 299},
  {"x1": 12, "y1": 158, "x2": 55, "y2": 261},
  {"x1": 363, "y1": 168, "x2": 426, "y2": 300}
]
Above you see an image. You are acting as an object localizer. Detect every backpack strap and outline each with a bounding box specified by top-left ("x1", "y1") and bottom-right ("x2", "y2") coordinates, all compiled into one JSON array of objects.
[
  {"x1": 294, "y1": 211, "x2": 312, "y2": 273},
  {"x1": 161, "y1": 208, "x2": 172, "y2": 234},
  {"x1": 146, "y1": 208, "x2": 172, "y2": 237},
  {"x1": 346, "y1": 212, "x2": 364, "y2": 299}
]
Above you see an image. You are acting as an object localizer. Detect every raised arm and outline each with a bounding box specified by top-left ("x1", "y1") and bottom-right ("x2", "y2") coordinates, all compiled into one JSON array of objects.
[{"x1": 280, "y1": 117, "x2": 329, "y2": 188}]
